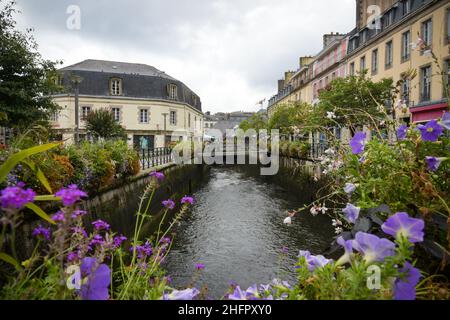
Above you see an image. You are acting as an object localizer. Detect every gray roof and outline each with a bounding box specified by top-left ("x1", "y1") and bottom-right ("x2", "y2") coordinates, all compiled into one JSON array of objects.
[
  {"x1": 60, "y1": 59, "x2": 176, "y2": 80},
  {"x1": 58, "y1": 60, "x2": 202, "y2": 112}
]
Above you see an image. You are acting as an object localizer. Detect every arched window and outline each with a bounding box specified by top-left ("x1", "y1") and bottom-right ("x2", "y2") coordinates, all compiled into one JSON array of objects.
[{"x1": 110, "y1": 78, "x2": 122, "y2": 96}]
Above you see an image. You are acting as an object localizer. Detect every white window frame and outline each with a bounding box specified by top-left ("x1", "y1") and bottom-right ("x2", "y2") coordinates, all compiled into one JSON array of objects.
[
  {"x1": 110, "y1": 78, "x2": 122, "y2": 96},
  {"x1": 81, "y1": 106, "x2": 92, "y2": 120},
  {"x1": 112, "y1": 107, "x2": 121, "y2": 123},
  {"x1": 170, "y1": 110, "x2": 177, "y2": 125},
  {"x1": 421, "y1": 19, "x2": 433, "y2": 47},
  {"x1": 401, "y1": 30, "x2": 411, "y2": 62},
  {"x1": 168, "y1": 84, "x2": 178, "y2": 100},
  {"x1": 139, "y1": 109, "x2": 149, "y2": 124}
]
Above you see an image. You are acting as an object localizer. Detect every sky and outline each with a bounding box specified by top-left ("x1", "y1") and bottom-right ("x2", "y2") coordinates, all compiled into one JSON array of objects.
[{"x1": 12, "y1": 0, "x2": 356, "y2": 113}]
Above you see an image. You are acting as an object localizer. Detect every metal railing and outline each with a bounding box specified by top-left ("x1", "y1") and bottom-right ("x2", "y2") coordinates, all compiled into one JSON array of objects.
[
  {"x1": 309, "y1": 142, "x2": 329, "y2": 160},
  {"x1": 139, "y1": 147, "x2": 173, "y2": 170}
]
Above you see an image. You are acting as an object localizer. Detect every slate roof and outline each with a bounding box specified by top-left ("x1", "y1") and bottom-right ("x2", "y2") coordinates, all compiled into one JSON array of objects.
[{"x1": 58, "y1": 60, "x2": 202, "y2": 112}]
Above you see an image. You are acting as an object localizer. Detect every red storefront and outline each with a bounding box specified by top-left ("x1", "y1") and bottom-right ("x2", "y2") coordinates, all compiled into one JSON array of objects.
[{"x1": 410, "y1": 102, "x2": 449, "y2": 123}]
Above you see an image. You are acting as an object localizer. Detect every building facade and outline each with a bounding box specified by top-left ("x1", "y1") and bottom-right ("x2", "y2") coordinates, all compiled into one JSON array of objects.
[
  {"x1": 268, "y1": 0, "x2": 449, "y2": 126},
  {"x1": 51, "y1": 60, "x2": 204, "y2": 149}
]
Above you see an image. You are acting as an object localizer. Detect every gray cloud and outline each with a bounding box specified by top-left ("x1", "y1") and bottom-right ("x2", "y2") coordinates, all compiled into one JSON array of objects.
[{"x1": 14, "y1": 0, "x2": 355, "y2": 113}]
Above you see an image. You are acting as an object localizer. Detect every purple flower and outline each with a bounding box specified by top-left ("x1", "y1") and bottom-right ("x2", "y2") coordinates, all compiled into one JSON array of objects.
[
  {"x1": 181, "y1": 196, "x2": 195, "y2": 205},
  {"x1": 131, "y1": 241, "x2": 153, "y2": 259},
  {"x1": 71, "y1": 210, "x2": 88, "y2": 219},
  {"x1": 425, "y1": 156, "x2": 442, "y2": 172},
  {"x1": 32, "y1": 225, "x2": 51, "y2": 241},
  {"x1": 162, "y1": 199, "x2": 175, "y2": 210},
  {"x1": 67, "y1": 251, "x2": 80, "y2": 262},
  {"x1": 72, "y1": 227, "x2": 88, "y2": 238},
  {"x1": 417, "y1": 120, "x2": 444, "y2": 142},
  {"x1": 298, "y1": 250, "x2": 333, "y2": 272},
  {"x1": 281, "y1": 247, "x2": 289, "y2": 254},
  {"x1": 440, "y1": 111, "x2": 450, "y2": 130},
  {"x1": 336, "y1": 236, "x2": 353, "y2": 265},
  {"x1": 90, "y1": 234, "x2": 104, "y2": 246},
  {"x1": 397, "y1": 125, "x2": 408, "y2": 141},
  {"x1": 0, "y1": 182, "x2": 35, "y2": 210},
  {"x1": 92, "y1": 220, "x2": 110, "y2": 231},
  {"x1": 227, "y1": 285, "x2": 261, "y2": 300},
  {"x1": 343, "y1": 203, "x2": 360, "y2": 224},
  {"x1": 51, "y1": 211, "x2": 65, "y2": 222},
  {"x1": 350, "y1": 131, "x2": 367, "y2": 155},
  {"x1": 195, "y1": 263, "x2": 205, "y2": 270},
  {"x1": 393, "y1": 262, "x2": 422, "y2": 300},
  {"x1": 344, "y1": 183, "x2": 357, "y2": 195},
  {"x1": 113, "y1": 235, "x2": 127, "y2": 248},
  {"x1": 381, "y1": 212, "x2": 424, "y2": 243},
  {"x1": 149, "y1": 171, "x2": 165, "y2": 181},
  {"x1": 163, "y1": 288, "x2": 200, "y2": 300},
  {"x1": 159, "y1": 236, "x2": 171, "y2": 245},
  {"x1": 80, "y1": 257, "x2": 111, "y2": 300},
  {"x1": 352, "y1": 232, "x2": 396, "y2": 263},
  {"x1": 55, "y1": 184, "x2": 87, "y2": 207}
]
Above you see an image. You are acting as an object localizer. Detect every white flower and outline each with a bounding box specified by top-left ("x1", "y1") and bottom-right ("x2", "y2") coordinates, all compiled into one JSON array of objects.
[
  {"x1": 310, "y1": 206, "x2": 319, "y2": 216},
  {"x1": 320, "y1": 205, "x2": 328, "y2": 214},
  {"x1": 332, "y1": 219, "x2": 342, "y2": 227},
  {"x1": 326, "y1": 111, "x2": 336, "y2": 119},
  {"x1": 334, "y1": 227, "x2": 343, "y2": 234},
  {"x1": 313, "y1": 175, "x2": 319, "y2": 182},
  {"x1": 322, "y1": 169, "x2": 328, "y2": 175},
  {"x1": 283, "y1": 217, "x2": 292, "y2": 225},
  {"x1": 324, "y1": 148, "x2": 335, "y2": 155}
]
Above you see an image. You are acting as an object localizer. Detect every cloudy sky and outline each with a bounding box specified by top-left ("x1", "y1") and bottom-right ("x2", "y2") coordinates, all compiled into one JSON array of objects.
[{"x1": 13, "y1": 0, "x2": 356, "y2": 113}]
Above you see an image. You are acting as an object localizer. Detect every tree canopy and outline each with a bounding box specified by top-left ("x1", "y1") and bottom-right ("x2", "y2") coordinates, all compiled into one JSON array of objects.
[
  {"x1": 0, "y1": 0, "x2": 62, "y2": 130},
  {"x1": 239, "y1": 113, "x2": 267, "y2": 132},
  {"x1": 85, "y1": 109, "x2": 127, "y2": 140}
]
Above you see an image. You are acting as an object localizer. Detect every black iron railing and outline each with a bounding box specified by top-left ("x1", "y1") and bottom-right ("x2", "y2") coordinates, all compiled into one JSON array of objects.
[
  {"x1": 309, "y1": 142, "x2": 329, "y2": 160},
  {"x1": 139, "y1": 147, "x2": 173, "y2": 170}
]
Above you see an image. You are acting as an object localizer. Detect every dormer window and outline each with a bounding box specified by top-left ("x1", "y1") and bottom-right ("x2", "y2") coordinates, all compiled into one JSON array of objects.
[
  {"x1": 110, "y1": 78, "x2": 122, "y2": 96},
  {"x1": 168, "y1": 84, "x2": 178, "y2": 100},
  {"x1": 192, "y1": 94, "x2": 198, "y2": 106}
]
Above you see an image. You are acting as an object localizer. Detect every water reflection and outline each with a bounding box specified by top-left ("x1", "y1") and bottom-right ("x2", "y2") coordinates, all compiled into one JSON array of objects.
[{"x1": 164, "y1": 166, "x2": 334, "y2": 298}]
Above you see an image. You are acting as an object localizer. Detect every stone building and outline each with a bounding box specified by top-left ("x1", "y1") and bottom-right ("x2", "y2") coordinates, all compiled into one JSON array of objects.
[{"x1": 50, "y1": 59, "x2": 204, "y2": 149}]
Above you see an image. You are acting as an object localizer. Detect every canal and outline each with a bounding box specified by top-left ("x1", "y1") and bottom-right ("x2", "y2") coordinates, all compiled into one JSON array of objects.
[{"x1": 163, "y1": 165, "x2": 334, "y2": 298}]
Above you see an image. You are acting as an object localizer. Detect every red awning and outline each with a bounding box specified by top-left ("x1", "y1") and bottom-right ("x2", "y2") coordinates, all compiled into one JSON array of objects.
[{"x1": 410, "y1": 102, "x2": 448, "y2": 123}]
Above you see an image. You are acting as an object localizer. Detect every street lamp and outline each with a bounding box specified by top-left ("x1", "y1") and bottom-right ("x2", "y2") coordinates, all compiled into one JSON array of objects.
[
  {"x1": 70, "y1": 74, "x2": 83, "y2": 145},
  {"x1": 162, "y1": 112, "x2": 168, "y2": 147}
]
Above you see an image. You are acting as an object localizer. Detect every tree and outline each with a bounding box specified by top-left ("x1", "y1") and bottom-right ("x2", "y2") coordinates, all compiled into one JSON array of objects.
[
  {"x1": 268, "y1": 102, "x2": 315, "y2": 135},
  {"x1": 0, "y1": 1, "x2": 62, "y2": 130},
  {"x1": 318, "y1": 72, "x2": 394, "y2": 132},
  {"x1": 239, "y1": 113, "x2": 267, "y2": 133},
  {"x1": 85, "y1": 109, "x2": 127, "y2": 140}
]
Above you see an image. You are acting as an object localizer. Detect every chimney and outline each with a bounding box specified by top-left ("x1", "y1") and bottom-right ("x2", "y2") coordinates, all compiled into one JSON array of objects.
[
  {"x1": 278, "y1": 79, "x2": 285, "y2": 93},
  {"x1": 284, "y1": 71, "x2": 294, "y2": 83},
  {"x1": 299, "y1": 56, "x2": 314, "y2": 68},
  {"x1": 323, "y1": 32, "x2": 343, "y2": 49}
]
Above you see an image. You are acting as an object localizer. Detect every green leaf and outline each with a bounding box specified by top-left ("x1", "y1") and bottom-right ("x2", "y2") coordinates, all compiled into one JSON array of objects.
[
  {"x1": 0, "y1": 252, "x2": 22, "y2": 271},
  {"x1": 21, "y1": 160, "x2": 53, "y2": 194},
  {"x1": 34, "y1": 195, "x2": 61, "y2": 202},
  {"x1": 0, "y1": 142, "x2": 61, "y2": 183},
  {"x1": 25, "y1": 203, "x2": 56, "y2": 225}
]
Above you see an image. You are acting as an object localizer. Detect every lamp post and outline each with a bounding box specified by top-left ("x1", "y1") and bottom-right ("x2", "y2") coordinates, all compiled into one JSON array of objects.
[
  {"x1": 70, "y1": 74, "x2": 83, "y2": 145},
  {"x1": 162, "y1": 112, "x2": 168, "y2": 147}
]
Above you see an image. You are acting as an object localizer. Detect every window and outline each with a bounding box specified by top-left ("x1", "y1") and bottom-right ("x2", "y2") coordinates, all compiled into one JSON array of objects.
[
  {"x1": 447, "y1": 8, "x2": 450, "y2": 42},
  {"x1": 112, "y1": 108, "x2": 121, "y2": 123},
  {"x1": 139, "y1": 109, "x2": 149, "y2": 124},
  {"x1": 403, "y1": 0, "x2": 411, "y2": 16},
  {"x1": 192, "y1": 94, "x2": 198, "y2": 106},
  {"x1": 361, "y1": 30, "x2": 367, "y2": 44},
  {"x1": 81, "y1": 106, "x2": 91, "y2": 120},
  {"x1": 385, "y1": 41, "x2": 393, "y2": 69},
  {"x1": 444, "y1": 59, "x2": 449, "y2": 95},
  {"x1": 170, "y1": 110, "x2": 177, "y2": 125},
  {"x1": 400, "y1": 75, "x2": 410, "y2": 105},
  {"x1": 421, "y1": 19, "x2": 433, "y2": 47},
  {"x1": 371, "y1": 49, "x2": 379, "y2": 74},
  {"x1": 401, "y1": 31, "x2": 411, "y2": 62},
  {"x1": 332, "y1": 72, "x2": 336, "y2": 80},
  {"x1": 188, "y1": 113, "x2": 191, "y2": 127},
  {"x1": 50, "y1": 111, "x2": 59, "y2": 122},
  {"x1": 383, "y1": 10, "x2": 393, "y2": 29},
  {"x1": 168, "y1": 84, "x2": 178, "y2": 100},
  {"x1": 420, "y1": 65, "x2": 432, "y2": 102},
  {"x1": 349, "y1": 62, "x2": 355, "y2": 76},
  {"x1": 360, "y1": 56, "x2": 366, "y2": 72},
  {"x1": 110, "y1": 78, "x2": 122, "y2": 96}
]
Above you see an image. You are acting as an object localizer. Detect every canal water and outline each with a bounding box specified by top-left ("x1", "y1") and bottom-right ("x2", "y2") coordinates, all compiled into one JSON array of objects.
[{"x1": 164, "y1": 165, "x2": 334, "y2": 298}]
